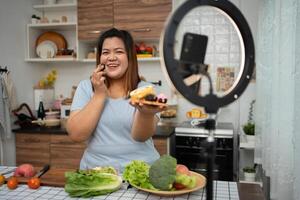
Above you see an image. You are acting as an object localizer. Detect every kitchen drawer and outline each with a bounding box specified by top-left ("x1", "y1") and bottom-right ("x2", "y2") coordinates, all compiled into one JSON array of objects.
[
  {"x1": 16, "y1": 133, "x2": 50, "y2": 167},
  {"x1": 50, "y1": 134, "x2": 86, "y2": 169}
]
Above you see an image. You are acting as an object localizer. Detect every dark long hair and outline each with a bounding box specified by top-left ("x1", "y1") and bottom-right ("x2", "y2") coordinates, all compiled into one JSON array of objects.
[{"x1": 96, "y1": 28, "x2": 140, "y2": 95}]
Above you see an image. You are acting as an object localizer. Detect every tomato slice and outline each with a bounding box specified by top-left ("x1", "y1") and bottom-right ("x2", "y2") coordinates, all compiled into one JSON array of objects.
[
  {"x1": 7, "y1": 176, "x2": 18, "y2": 190},
  {"x1": 27, "y1": 177, "x2": 41, "y2": 189}
]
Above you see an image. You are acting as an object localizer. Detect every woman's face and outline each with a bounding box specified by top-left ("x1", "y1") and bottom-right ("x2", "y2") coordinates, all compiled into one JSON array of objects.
[{"x1": 100, "y1": 37, "x2": 128, "y2": 80}]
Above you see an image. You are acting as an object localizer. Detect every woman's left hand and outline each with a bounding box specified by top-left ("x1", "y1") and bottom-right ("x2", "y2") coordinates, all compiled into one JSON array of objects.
[{"x1": 130, "y1": 101, "x2": 167, "y2": 116}]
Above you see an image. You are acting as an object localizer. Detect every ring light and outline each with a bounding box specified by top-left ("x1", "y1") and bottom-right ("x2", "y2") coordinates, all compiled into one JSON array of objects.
[{"x1": 161, "y1": 0, "x2": 255, "y2": 114}]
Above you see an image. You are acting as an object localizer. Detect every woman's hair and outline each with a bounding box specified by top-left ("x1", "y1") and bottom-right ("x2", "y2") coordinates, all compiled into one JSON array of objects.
[{"x1": 96, "y1": 28, "x2": 141, "y2": 95}]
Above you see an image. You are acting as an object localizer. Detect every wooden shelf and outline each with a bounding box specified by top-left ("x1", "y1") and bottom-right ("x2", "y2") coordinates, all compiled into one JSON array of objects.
[
  {"x1": 25, "y1": 58, "x2": 77, "y2": 62},
  {"x1": 33, "y1": 3, "x2": 77, "y2": 12}
]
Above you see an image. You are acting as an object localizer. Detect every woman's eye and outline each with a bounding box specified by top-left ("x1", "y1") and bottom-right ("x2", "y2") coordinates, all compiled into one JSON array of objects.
[{"x1": 102, "y1": 51, "x2": 109, "y2": 55}]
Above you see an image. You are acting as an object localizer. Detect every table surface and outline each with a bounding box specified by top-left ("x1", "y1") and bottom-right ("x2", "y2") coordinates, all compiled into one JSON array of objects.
[{"x1": 0, "y1": 166, "x2": 240, "y2": 200}]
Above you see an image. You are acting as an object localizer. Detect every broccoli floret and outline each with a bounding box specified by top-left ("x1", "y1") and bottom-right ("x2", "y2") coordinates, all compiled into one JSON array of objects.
[{"x1": 149, "y1": 155, "x2": 177, "y2": 190}]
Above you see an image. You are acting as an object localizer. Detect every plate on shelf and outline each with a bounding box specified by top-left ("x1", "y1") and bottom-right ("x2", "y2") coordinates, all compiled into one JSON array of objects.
[
  {"x1": 36, "y1": 31, "x2": 67, "y2": 50},
  {"x1": 36, "y1": 40, "x2": 57, "y2": 59},
  {"x1": 130, "y1": 171, "x2": 206, "y2": 197}
]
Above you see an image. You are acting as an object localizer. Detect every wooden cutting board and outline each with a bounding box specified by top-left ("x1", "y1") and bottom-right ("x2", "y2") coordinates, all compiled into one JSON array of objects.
[
  {"x1": 12, "y1": 168, "x2": 72, "y2": 188},
  {"x1": 36, "y1": 31, "x2": 67, "y2": 50}
]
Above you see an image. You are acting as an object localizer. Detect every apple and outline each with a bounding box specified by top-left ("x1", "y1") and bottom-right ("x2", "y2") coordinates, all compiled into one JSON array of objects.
[
  {"x1": 176, "y1": 164, "x2": 190, "y2": 175},
  {"x1": 14, "y1": 164, "x2": 36, "y2": 177}
]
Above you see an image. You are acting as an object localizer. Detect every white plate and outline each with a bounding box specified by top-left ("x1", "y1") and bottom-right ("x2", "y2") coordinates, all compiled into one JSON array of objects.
[{"x1": 36, "y1": 40, "x2": 57, "y2": 59}]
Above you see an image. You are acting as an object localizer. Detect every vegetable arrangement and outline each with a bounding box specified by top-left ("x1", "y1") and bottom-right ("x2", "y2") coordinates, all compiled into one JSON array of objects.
[
  {"x1": 64, "y1": 167, "x2": 122, "y2": 198},
  {"x1": 123, "y1": 155, "x2": 197, "y2": 191}
]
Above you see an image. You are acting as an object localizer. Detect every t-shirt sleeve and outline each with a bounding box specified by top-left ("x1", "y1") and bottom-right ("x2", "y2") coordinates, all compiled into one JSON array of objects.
[{"x1": 71, "y1": 80, "x2": 93, "y2": 111}]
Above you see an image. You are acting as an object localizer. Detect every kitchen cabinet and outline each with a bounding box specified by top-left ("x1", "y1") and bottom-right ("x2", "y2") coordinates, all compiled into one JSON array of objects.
[
  {"x1": 15, "y1": 132, "x2": 86, "y2": 169},
  {"x1": 78, "y1": 0, "x2": 171, "y2": 41},
  {"x1": 114, "y1": 0, "x2": 172, "y2": 40},
  {"x1": 50, "y1": 134, "x2": 86, "y2": 169},
  {"x1": 16, "y1": 133, "x2": 51, "y2": 167},
  {"x1": 78, "y1": 0, "x2": 113, "y2": 41}
]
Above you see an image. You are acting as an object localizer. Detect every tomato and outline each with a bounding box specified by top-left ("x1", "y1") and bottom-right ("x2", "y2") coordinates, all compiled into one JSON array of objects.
[
  {"x1": 145, "y1": 46, "x2": 153, "y2": 54},
  {"x1": 7, "y1": 176, "x2": 18, "y2": 190},
  {"x1": 0, "y1": 174, "x2": 5, "y2": 186},
  {"x1": 27, "y1": 177, "x2": 41, "y2": 189},
  {"x1": 173, "y1": 182, "x2": 186, "y2": 190}
]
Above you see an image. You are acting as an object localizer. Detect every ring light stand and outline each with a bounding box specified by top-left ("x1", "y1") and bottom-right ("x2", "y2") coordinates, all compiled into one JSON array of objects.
[{"x1": 160, "y1": 1, "x2": 255, "y2": 199}]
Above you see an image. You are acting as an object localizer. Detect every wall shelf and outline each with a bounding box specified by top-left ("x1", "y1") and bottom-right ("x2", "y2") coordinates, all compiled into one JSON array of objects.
[
  {"x1": 27, "y1": 23, "x2": 76, "y2": 31},
  {"x1": 25, "y1": 58, "x2": 77, "y2": 62},
  {"x1": 33, "y1": 3, "x2": 77, "y2": 12}
]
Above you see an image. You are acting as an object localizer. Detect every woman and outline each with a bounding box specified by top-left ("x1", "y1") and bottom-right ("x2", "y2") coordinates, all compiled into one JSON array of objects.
[{"x1": 66, "y1": 28, "x2": 165, "y2": 172}]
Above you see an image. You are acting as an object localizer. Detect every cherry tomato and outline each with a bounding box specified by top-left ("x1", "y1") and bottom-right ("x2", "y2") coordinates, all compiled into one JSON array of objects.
[
  {"x1": 173, "y1": 182, "x2": 186, "y2": 190},
  {"x1": 0, "y1": 174, "x2": 5, "y2": 186},
  {"x1": 7, "y1": 176, "x2": 18, "y2": 190},
  {"x1": 27, "y1": 177, "x2": 40, "y2": 189}
]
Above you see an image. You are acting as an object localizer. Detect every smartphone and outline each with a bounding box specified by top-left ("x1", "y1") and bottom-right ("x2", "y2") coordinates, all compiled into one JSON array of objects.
[{"x1": 180, "y1": 32, "x2": 208, "y2": 65}]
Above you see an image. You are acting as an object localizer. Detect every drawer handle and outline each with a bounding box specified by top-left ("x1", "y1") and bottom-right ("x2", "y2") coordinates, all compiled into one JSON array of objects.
[
  {"x1": 88, "y1": 30, "x2": 101, "y2": 34},
  {"x1": 132, "y1": 28, "x2": 151, "y2": 32}
]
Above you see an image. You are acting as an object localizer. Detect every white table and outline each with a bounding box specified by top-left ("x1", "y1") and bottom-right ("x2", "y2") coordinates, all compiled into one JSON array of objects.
[{"x1": 0, "y1": 166, "x2": 239, "y2": 200}]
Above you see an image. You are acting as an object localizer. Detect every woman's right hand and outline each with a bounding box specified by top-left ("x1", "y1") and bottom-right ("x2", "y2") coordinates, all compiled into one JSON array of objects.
[{"x1": 91, "y1": 64, "x2": 107, "y2": 97}]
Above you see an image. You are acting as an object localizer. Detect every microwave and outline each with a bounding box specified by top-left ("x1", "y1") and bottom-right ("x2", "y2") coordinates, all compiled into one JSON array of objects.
[{"x1": 60, "y1": 105, "x2": 71, "y2": 118}]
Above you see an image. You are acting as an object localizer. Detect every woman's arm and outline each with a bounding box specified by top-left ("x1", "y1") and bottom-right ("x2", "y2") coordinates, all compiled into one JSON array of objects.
[
  {"x1": 67, "y1": 65, "x2": 107, "y2": 142},
  {"x1": 131, "y1": 103, "x2": 165, "y2": 142},
  {"x1": 66, "y1": 95, "x2": 105, "y2": 142}
]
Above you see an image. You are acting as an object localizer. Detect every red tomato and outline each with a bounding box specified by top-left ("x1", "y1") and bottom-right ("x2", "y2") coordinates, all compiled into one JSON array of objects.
[
  {"x1": 145, "y1": 46, "x2": 153, "y2": 54},
  {"x1": 176, "y1": 164, "x2": 190, "y2": 175},
  {"x1": 27, "y1": 177, "x2": 41, "y2": 189},
  {"x1": 139, "y1": 43, "x2": 146, "y2": 51},
  {"x1": 7, "y1": 176, "x2": 18, "y2": 190},
  {"x1": 173, "y1": 182, "x2": 186, "y2": 190}
]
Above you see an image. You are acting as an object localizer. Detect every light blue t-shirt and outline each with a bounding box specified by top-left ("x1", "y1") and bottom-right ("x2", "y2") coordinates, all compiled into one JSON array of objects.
[{"x1": 71, "y1": 79, "x2": 160, "y2": 172}]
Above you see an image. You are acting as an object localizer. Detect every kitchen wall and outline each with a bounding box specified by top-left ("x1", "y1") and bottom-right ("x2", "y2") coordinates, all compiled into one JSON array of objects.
[{"x1": 0, "y1": 0, "x2": 258, "y2": 165}]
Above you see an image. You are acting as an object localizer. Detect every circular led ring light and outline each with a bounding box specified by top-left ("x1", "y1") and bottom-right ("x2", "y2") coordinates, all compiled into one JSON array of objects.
[{"x1": 161, "y1": 0, "x2": 255, "y2": 113}]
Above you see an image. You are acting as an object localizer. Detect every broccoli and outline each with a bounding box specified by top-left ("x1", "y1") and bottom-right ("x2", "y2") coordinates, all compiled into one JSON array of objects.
[{"x1": 149, "y1": 155, "x2": 177, "y2": 190}]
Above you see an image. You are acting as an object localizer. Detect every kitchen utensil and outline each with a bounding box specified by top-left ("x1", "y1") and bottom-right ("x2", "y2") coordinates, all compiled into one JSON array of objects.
[
  {"x1": 36, "y1": 40, "x2": 57, "y2": 59},
  {"x1": 35, "y1": 164, "x2": 50, "y2": 178},
  {"x1": 12, "y1": 103, "x2": 38, "y2": 128},
  {"x1": 36, "y1": 31, "x2": 67, "y2": 50}
]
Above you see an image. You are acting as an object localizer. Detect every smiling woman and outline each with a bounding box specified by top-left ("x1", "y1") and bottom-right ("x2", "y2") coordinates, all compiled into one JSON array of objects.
[{"x1": 66, "y1": 28, "x2": 166, "y2": 172}]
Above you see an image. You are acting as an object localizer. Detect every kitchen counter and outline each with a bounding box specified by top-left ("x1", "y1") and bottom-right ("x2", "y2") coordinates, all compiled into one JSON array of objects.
[{"x1": 13, "y1": 125, "x2": 175, "y2": 138}]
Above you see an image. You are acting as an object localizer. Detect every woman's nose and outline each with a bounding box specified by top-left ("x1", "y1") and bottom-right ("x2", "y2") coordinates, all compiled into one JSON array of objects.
[{"x1": 108, "y1": 53, "x2": 117, "y2": 60}]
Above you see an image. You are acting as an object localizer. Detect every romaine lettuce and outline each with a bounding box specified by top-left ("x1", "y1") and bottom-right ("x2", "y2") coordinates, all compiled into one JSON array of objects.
[{"x1": 64, "y1": 170, "x2": 122, "y2": 197}]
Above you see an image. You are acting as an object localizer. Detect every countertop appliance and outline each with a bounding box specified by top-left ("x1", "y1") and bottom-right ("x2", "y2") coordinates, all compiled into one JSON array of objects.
[{"x1": 174, "y1": 122, "x2": 237, "y2": 181}]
